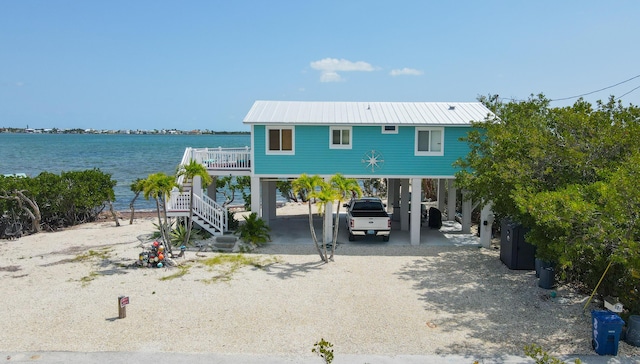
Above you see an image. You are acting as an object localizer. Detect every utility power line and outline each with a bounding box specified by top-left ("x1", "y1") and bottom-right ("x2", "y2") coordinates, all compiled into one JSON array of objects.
[{"x1": 550, "y1": 74, "x2": 640, "y2": 102}]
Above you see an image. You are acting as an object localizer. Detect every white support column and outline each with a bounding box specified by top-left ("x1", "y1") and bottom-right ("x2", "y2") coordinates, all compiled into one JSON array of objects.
[
  {"x1": 479, "y1": 202, "x2": 494, "y2": 248},
  {"x1": 461, "y1": 190, "x2": 472, "y2": 234},
  {"x1": 391, "y1": 178, "x2": 401, "y2": 221},
  {"x1": 410, "y1": 178, "x2": 422, "y2": 245},
  {"x1": 250, "y1": 176, "x2": 261, "y2": 217},
  {"x1": 437, "y1": 179, "x2": 446, "y2": 212},
  {"x1": 447, "y1": 179, "x2": 456, "y2": 221},
  {"x1": 206, "y1": 176, "x2": 217, "y2": 201},
  {"x1": 400, "y1": 179, "x2": 410, "y2": 231},
  {"x1": 267, "y1": 181, "x2": 277, "y2": 220},
  {"x1": 192, "y1": 175, "x2": 203, "y2": 198},
  {"x1": 387, "y1": 178, "x2": 396, "y2": 215},
  {"x1": 261, "y1": 180, "x2": 273, "y2": 224}
]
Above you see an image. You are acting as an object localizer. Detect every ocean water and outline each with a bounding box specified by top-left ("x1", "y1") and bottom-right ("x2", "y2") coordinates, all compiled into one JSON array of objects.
[{"x1": 0, "y1": 133, "x2": 250, "y2": 211}]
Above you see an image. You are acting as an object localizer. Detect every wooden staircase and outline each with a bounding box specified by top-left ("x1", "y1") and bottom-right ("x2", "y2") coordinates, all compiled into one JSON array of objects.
[{"x1": 166, "y1": 183, "x2": 228, "y2": 236}]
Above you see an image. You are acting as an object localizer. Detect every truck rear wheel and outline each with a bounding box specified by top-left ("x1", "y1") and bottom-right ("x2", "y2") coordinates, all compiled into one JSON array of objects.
[
  {"x1": 348, "y1": 233, "x2": 355, "y2": 241},
  {"x1": 382, "y1": 235, "x2": 389, "y2": 242}
]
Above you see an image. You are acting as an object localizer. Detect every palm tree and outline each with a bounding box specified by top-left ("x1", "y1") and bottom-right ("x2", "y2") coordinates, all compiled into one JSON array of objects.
[
  {"x1": 142, "y1": 172, "x2": 177, "y2": 254},
  {"x1": 329, "y1": 174, "x2": 362, "y2": 260},
  {"x1": 129, "y1": 178, "x2": 145, "y2": 225},
  {"x1": 292, "y1": 174, "x2": 325, "y2": 261},
  {"x1": 314, "y1": 180, "x2": 340, "y2": 262},
  {"x1": 176, "y1": 159, "x2": 213, "y2": 246}
]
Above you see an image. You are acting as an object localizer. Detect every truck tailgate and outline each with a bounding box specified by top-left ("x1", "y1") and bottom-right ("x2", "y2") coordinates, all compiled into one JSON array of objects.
[{"x1": 350, "y1": 216, "x2": 390, "y2": 230}]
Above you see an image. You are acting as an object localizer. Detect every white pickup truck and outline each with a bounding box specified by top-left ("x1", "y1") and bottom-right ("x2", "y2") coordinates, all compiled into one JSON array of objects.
[{"x1": 343, "y1": 197, "x2": 391, "y2": 242}]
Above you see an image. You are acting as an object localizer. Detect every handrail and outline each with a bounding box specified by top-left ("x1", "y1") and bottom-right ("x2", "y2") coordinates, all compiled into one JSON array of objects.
[
  {"x1": 193, "y1": 193, "x2": 228, "y2": 232},
  {"x1": 168, "y1": 189, "x2": 190, "y2": 211},
  {"x1": 168, "y1": 190, "x2": 227, "y2": 233},
  {"x1": 176, "y1": 147, "x2": 194, "y2": 186}
]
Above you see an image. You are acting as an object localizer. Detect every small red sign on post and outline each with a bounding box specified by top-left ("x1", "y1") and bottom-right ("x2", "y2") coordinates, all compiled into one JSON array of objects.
[{"x1": 118, "y1": 296, "x2": 129, "y2": 319}]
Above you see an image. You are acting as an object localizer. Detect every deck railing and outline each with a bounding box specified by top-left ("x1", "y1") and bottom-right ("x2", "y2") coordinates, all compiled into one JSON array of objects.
[
  {"x1": 186, "y1": 147, "x2": 251, "y2": 170},
  {"x1": 177, "y1": 147, "x2": 251, "y2": 184}
]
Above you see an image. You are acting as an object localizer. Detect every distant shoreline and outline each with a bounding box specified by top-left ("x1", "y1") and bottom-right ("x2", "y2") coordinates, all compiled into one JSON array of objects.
[{"x1": 0, "y1": 129, "x2": 250, "y2": 135}]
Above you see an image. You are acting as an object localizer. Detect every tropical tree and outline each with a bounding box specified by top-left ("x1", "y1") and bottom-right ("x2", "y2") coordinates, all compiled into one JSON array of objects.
[
  {"x1": 0, "y1": 175, "x2": 42, "y2": 234},
  {"x1": 1, "y1": 170, "x2": 118, "y2": 235},
  {"x1": 314, "y1": 180, "x2": 339, "y2": 262},
  {"x1": 276, "y1": 180, "x2": 298, "y2": 202},
  {"x1": 129, "y1": 178, "x2": 145, "y2": 225},
  {"x1": 216, "y1": 175, "x2": 251, "y2": 209},
  {"x1": 292, "y1": 174, "x2": 324, "y2": 260},
  {"x1": 142, "y1": 172, "x2": 177, "y2": 253},
  {"x1": 176, "y1": 159, "x2": 213, "y2": 246},
  {"x1": 455, "y1": 94, "x2": 640, "y2": 312},
  {"x1": 293, "y1": 173, "x2": 361, "y2": 263},
  {"x1": 329, "y1": 174, "x2": 362, "y2": 260}
]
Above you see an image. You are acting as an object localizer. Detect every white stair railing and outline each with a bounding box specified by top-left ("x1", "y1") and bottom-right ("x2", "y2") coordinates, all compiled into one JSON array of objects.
[
  {"x1": 168, "y1": 190, "x2": 190, "y2": 211},
  {"x1": 167, "y1": 191, "x2": 227, "y2": 234},
  {"x1": 192, "y1": 193, "x2": 228, "y2": 233},
  {"x1": 176, "y1": 147, "x2": 193, "y2": 186}
]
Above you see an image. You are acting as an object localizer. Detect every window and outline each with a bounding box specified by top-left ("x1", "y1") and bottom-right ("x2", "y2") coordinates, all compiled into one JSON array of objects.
[
  {"x1": 381, "y1": 125, "x2": 398, "y2": 134},
  {"x1": 266, "y1": 126, "x2": 294, "y2": 154},
  {"x1": 330, "y1": 126, "x2": 352, "y2": 149},
  {"x1": 415, "y1": 127, "x2": 444, "y2": 156}
]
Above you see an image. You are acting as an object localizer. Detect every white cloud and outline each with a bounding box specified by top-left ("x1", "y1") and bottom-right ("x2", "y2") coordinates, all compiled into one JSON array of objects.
[
  {"x1": 320, "y1": 71, "x2": 343, "y2": 83},
  {"x1": 390, "y1": 68, "x2": 423, "y2": 76},
  {"x1": 310, "y1": 58, "x2": 375, "y2": 82}
]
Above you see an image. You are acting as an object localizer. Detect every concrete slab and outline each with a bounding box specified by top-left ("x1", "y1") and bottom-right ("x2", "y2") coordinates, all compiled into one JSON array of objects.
[{"x1": 267, "y1": 213, "x2": 480, "y2": 247}]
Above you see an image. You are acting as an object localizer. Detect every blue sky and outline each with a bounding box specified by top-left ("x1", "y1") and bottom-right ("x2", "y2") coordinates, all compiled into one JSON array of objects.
[{"x1": 2, "y1": 1, "x2": 639, "y2": 131}]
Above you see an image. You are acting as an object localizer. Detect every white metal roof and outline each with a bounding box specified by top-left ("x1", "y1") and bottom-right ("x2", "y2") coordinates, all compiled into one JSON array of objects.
[{"x1": 243, "y1": 101, "x2": 493, "y2": 126}]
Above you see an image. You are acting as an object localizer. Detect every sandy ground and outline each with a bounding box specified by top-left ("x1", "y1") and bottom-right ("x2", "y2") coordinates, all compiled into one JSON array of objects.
[{"x1": 0, "y1": 203, "x2": 638, "y2": 360}]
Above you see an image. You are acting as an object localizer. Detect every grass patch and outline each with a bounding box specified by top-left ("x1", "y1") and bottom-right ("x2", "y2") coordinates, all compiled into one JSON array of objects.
[
  {"x1": 160, "y1": 264, "x2": 191, "y2": 281},
  {"x1": 71, "y1": 248, "x2": 113, "y2": 286},
  {"x1": 79, "y1": 271, "x2": 100, "y2": 286},
  {"x1": 201, "y1": 254, "x2": 278, "y2": 283},
  {"x1": 73, "y1": 248, "x2": 113, "y2": 262}
]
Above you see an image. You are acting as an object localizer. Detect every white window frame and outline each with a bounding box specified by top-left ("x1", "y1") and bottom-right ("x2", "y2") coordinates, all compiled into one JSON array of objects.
[
  {"x1": 329, "y1": 126, "x2": 352, "y2": 149},
  {"x1": 381, "y1": 125, "x2": 398, "y2": 134},
  {"x1": 265, "y1": 125, "x2": 295, "y2": 155},
  {"x1": 414, "y1": 127, "x2": 444, "y2": 156}
]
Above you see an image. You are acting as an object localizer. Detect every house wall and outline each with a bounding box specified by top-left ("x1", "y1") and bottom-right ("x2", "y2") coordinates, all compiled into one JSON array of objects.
[{"x1": 252, "y1": 125, "x2": 471, "y2": 177}]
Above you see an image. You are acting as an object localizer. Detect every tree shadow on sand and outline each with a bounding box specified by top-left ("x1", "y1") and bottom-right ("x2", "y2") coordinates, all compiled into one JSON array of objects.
[
  {"x1": 396, "y1": 247, "x2": 592, "y2": 357},
  {"x1": 261, "y1": 260, "x2": 326, "y2": 280}
]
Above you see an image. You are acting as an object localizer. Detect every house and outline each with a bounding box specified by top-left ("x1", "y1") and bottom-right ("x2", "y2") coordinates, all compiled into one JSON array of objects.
[{"x1": 168, "y1": 100, "x2": 495, "y2": 246}]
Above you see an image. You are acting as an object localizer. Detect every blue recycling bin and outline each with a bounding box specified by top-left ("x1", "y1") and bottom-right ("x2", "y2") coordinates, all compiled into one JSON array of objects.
[{"x1": 591, "y1": 310, "x2": 625, "y2": 355}]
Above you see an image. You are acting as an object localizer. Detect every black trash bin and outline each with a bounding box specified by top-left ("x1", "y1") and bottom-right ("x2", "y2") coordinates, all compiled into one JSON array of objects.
[
  {"x1": 428, "y1": 207, "x2": 442, "y2": 229},
  {"x1": 500, "y1": 219, "x2": 535, "y2": 270},
  {"x1": 538, "y1": 266, "x2": 555, "y2": 289},
  {"x1": 592, "y1": 310, "x2": 625, "y2": 355},
  {"x1": 535, "y1": 258, "x2": 552, "y2": 278},
  {"x1": 627, "y1": 315, "x2": 640, "y2": 347}
]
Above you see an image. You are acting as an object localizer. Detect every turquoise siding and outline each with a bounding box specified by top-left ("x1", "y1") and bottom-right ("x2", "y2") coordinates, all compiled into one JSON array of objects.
[{"x1": 253, "y1": 125, "x2": 471, "y2": 177}]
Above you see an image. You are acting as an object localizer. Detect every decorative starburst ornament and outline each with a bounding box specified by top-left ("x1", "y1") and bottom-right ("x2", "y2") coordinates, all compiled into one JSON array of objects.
[{"x1": 361, "y1": 150, "x2": 384, "y2": 172}]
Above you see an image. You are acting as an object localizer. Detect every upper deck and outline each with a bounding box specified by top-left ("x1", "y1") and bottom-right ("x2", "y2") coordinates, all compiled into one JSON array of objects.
[{"x1": 179, "y1": 147, "x2": 251, "y2": 177}]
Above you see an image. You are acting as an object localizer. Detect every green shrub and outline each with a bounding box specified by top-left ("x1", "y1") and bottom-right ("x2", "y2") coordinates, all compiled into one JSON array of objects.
[
  {"x1": 312, "y1": 338, "x2": 334, "y2": 364},
  {"x1": 235, "y1": 213, "x2": 270, "y2": 246}
]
